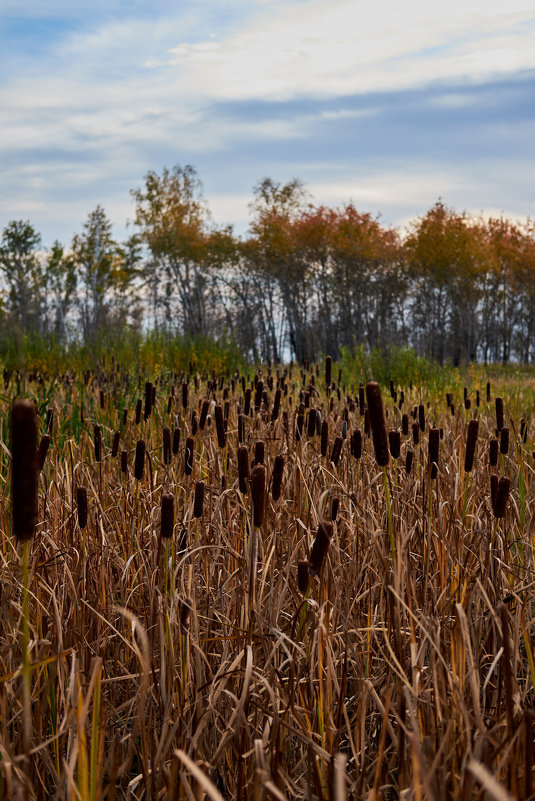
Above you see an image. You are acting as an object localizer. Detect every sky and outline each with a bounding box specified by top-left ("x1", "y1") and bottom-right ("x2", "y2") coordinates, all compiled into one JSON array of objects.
[{"x1": 1, "y1": 0, "x2": 535, "y2": 247}]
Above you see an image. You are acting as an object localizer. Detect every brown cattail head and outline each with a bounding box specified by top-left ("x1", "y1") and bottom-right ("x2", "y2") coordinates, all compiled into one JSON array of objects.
[
  {"x1": 237, "y1": 445, "x2": 250, "y2": 493},
  {"x1": 493, "y1": 476, "x2": 510, "y2": 518},
  {"x1": 495, "y1": 396, "x2": 504, "y2": 431},
  {"x1": 191, "y1": 410, "x2": 198, "y2": 436},
  {"x1": 199, "y1": 400, "x2": 209, "y2": 430},
  {"x1": 405, "y1": 448, "x2": 414, "y2": 475},
  {"x1": 160, "y1": 492, "x2": 174, "y2": 538},
  {"x1": 134, "y1": 439, "x2": 145, "y2": 480},
  {"x1": 144, "y1": 381, "x2": 153, "y2": 420},
  {"x1": 244, "y1": 387, "x2": 252, "y2": 416},
  {"x1": 193, "y1": 480, "x2": 205, "y2": 518},
  {"x1": 271, "y1": 454, "x2": 284, "y2": 501},
  {"x1": 11, "y1": 399, "x2": 38, "y2": 542},
  {"x1": 121, "y1": 450, "x2": 128, "y2": 474},
  {"x1": 365, "y1": 382, "x2": 389, "y2": 467},
  {"x1": 172, "y1": 427, "x2": 180, "y2": 455},
  {"x1": 330, "y1": 436, "x2": 343, "y2": 467},
  {"x1": 135, "y1": 398, "x2": 142, "y2": 425},
  {"x1": 297, "y1": 560, "x2": 310, "y2": 594},
  {"x1": 271, "y1": 388, "x2": 281, "y2": 422},
  {"x1": 37, "y1": 434, "x2": 50, "y2": 471},
  {"x1": 111, "y1": 430, "x2": 120, "y2": 458},
  {"x1": 76, "y1": 486, "x2": 88, "y2": 529},
  {"x1": 489, "y1": 438, "x2": 499, "y2": 466},
  {"x1": 296, "y1": 411, "x2": 304, "y2": 442},
  {"x1": 309, "y1": 520, "x2": 332, "y2": 577},
  {"x1": 325, "y1": 356, "x2": 332, "y2": 387},
  {"x1": 94, "y1": 424, "x2": 102, "y2": 462},
  {"x1": 238, "y1": 413, "x2": 246, "y2": 443},
  {"x1": 214, "y1": 404, "x2": 226, "y2": 448},
  {"x1": 388, "y1": 430, "x2": 401, "y2": 460},
  {"x1": 428, "y1": 426, "x2": 440, "y2": 478},
  {"x1": 182, "y1": 382, "x2": 188, "y2": 410},
  {"x1": 251, "y1": 464, "x2": 265, "y2": 527},
  {"x1": 500, "y1": 426, "x2": 509, "y2": 455},
  {"x1": 464, "y1": 419, "x2": 479, "y2": 473},
  {"x1": 418, "y1": 404, "x2": 425, "y2": 432},
  {"x1": 185, "y1": 436, "x2": 194, "y2": 476},
  {"x1": 331, "y1": 496, "x2": 339, "y2": 521},
  {"x1": 412, "y1": 421, "x2": 420, "y2": 446},
  {"x1": 254, "y1": 440, "x2": 265, "y2": 465},
  {"x1": 307, "y1": 408, "x2": 316, "y2": 438},
  {"x1": 254, "y1": 380, "x2": 264, "y2": 412},
  {"x1": 402, "y1": 414, "x2": 409, "y2": 436}
]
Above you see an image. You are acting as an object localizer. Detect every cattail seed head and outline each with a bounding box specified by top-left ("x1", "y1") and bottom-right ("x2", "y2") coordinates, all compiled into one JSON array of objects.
[
  {"x1": 162, "y1": 426, "x2": 171, "y2": 465},
  {"x1": 135, "y1": 398, "x2": 142, "y2": 425},
  {"x1": 37, "y1": 434, "x2": 50, "y2": 472},
  {"x1": 330, "y1": 436, "x2": 343, "y2": 467},
  {"x1": 352, "y1": 428, "x2": 362, "y2": 459},
  {"x1": 493, "y1": 476, "x2": 510, "y2": 518},
  {"x1": 76, "y1": 486, "x2": 88, "y2": 529},
  {"x1": 389, "y1": 430, "x2": 401, "y2": 460},
  {"x1": 464, "y1": 419, "x2": 479, "y2": 473},
  {"x1": 271, "y1": 454, "x2": 284, "y2": 501},
  {"x1": 237, "y1": 445, "x2": 250, "y2": 493},
  {"x1": 412, "y1": 422, "x2": 420, "y2": 446},
  {"x1": 11, "y1": 400, "x2": 38, "y2": 542},
  {"x1": 199, "y1": 400, "x2": 209, "y2": 430},
  {"x1": 428, "y1": 426, "x2": 440, "y2": 478},
  {"x1": 111, "y1": 430, "x2": 120, "y2": 458},
  {"x1": 405, "y1": 448, "x2": 414, "y2": 475},
  {"x1": 297, "y1": 560, "x2": 310, "y2": 594},
  {"x1": 402, "y1": 414, "x2": 409, "y2": 436},
  {"x1": 271, "y1": 388, "x2": 281, "y2": 422},
  {"x1": 331, "y1": 496, "x2": 339, "y2": 521},
  {"x1": 365, "y1": 382, "x2": 389, "y2": 468},
  {"x1": 309, "y1": 520, "x2": 332, "y2": 577},
  {"x1": 193, "y1": 481, "x2": 205, "y2": 518},
  {"x1": 215, "y1": 404, "x2": 226, "y2": 448},
  {"x1": 254, "y1": 440, "x2": 265, "y2": 465},
  {"x1": 489, "y1": 438, "x2": 499, "y2": 467},
  {"x1": 500, "y1": 427, "x2": 509, "y2": 455},
  {"x1": 160, "y1": 492, "x2": 174, "y2": 538},
  {"x1": 121, "y1": 450, "x2": 128, "y2": 473},
  {"x1": 94, "y1": 424, "x2": 102, "y2": 462},
  {"x1": 184, "y1": 436, "x2": 194, "y2": 476},
  {"x1": 251, "y1": 464, "x2": 265, "y2": 527},
  {"x1": 172, "y1": 427, "x2": 180, "y2": 455},
  {"x1": 418, "y1": 404, "x2": 425, "y2": 432},
  {"x1": 134, "y1": 439, "x2": 145, "y2": 480}
]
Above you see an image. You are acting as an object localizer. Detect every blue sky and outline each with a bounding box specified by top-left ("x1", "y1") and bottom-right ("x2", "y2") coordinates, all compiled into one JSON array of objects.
[{"x1": 1, "y1": 0, "x2": 534, "y2": 247}]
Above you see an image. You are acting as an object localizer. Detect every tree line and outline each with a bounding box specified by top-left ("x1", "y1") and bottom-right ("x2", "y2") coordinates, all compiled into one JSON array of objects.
[{"x1": 1, "y1": 164, "x2": 534, "y2": 365}]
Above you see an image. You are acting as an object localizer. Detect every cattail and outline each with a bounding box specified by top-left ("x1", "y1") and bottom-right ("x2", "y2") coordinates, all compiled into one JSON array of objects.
[
  {"x1": 167, "y1": 395, "x2": 173, "y2": 414},
  {"x1": 490, "y1": 474, "x2": 498, "y2": 509},
  {"x1": 446, "y1": 392, "x2": 452, "y2": 408},
  {"x1": 135, "y1": 398, "x2": 142, "y2": 425},
  {"x1": 179, "y1": 598, "x2": 193, "y2": 633},
  {"x1": 321, "y1": 420, "x2": 329, "y2": 456},
  {"x1": 418, "y1": 404, "x2": 425, "y2": 432},
  {"x1": 254, "y1": 380, "x2": 264, "y2": 412},
  {"x1": 238, "y1": 445, "x2": 250, "y2": 493},
  {"x1": 405, "y1": 449, "x2": 414, "y2": 475},
  {"x1": 76, "y1": 486, "x2": 88, "y2": 529},
  {"x1": 193, "y1": 481, "x2": 205, "y2": 518},
  {"x1": 185, "y1": 436, "x2": 194, "y2": 476},
  {"x1": 121, "y1": 449, "x2": 128, "y2": 473},
  {"x1": 144, "y1": 381, "x2": 153, "y2": 420},
  {"x1": 428, "y1": 426, "x2": 439, "y2": 478},
  {"x1": 402, "y1": 414, "x2": 409, "y2": 436},
  {"x1": 476, "y1": 389, "x2": 480, "y2": 407},
  {"x1": 162, "y1": 426, "x2": 171, "y2": 465},
  {"x1": 93, "y1": 424, "x2": 102, "y2": 462},
  {"x1": 331, "y1": 496, "x2": 339, "y2": 521},
  {"x1": 464, "y1": 419, "x2": 479, "y2": 473},
  {"x1": 365, "y1": 382, "x2": 389, "y2": 467},
  {"x1": 244, "y1": 388, "x2": 252, "y2": 416},
  {"x1": 364, "y1": 407, "x2": 370, "y2": 437},
  {"x1": 352, "y1": 429, "x2": 362, "y2": 459},
  {"x1": 325, "y1": 356, "x2": 332, "y2": 387},
  {"x1": 11, "y1": 400, "x2": 38, "y2": 542},
  {"x1": 307, "y1": 408, "x2": 316, "y2": 438},
  {"x1": 173, "y1": 427, "x2": 180, "y2": 455},
  {"x1": 309, "y1": 520, "x2": 332, "y2": 577},
  {"x1": 412, "y1": 422, "x2": 420, "y2": 446},
  {"x1": 236, "y1": 413, "x2": 244, "y2": 443},
  {"x1": 134, "y1": 439, "x2": 145, "y2": 480},
  {"x1": 272, "y1": 454, "x2": 284, "y2": 501},
  {"x1": 122, "y1": 408, "x2": 127, "y2": 427},
  {"x1": 160, "y1": 492, "x2": 174, "y2": 538},
  {"x1": 500, "y1": 426, "x2": 509, "y2": 455},
  {"x1": 495, "y1": 397, "x2": 504, "y2": 431},
  {"x1": 493, "y1": 476, "x2": 510, "y2": 518},
  {"x1": 341, "y1": 419, "x2": 347, "y2": 439},
  {"x1": 199, "y1": 400, "x2": 209, "y2": 430},
  {"x1": 109, "y1": 430, "x2": 120, "y2": 458},
  {"x1": 191, "y1": 410, "x2": 198, "y2": 436},
  {"x1": 215, "y1": 404, "x2": 226, "y2": 448},
  {"x1": 297, "y1": 560, "x2": 310, "y2": 594},
  {"x1": 271, "y1": 388, "x2": 281, "y2": 422},
  {"x1": 489, "y1": 438, "x2": 499, "y2": 466},
  {"x1": 99, "y1": 389, "x2": 105, "y2": 410},
  {"x1": 464, "y1": 398, "x2": 471, "y2": 410},
  {"x1": 330, "y1": 436, "x2": 343, "y2": 467},
  {"x1": 251, "y1": 464, "x2": 265, "y2": 527},
  {"x1": 37, "y1": 434, "x2": 50, "y2": 471},
  {"x1": 388, "y1": 430, "x2": 401, "y2": 460},
  {"x1": 254, "y1": 440, "x2": 265, "y2": 465},
  {"x1": 182, "y1": 382, "x2": 188, "y2": 409},
  {"x1": 486, "y1": 381, "x2": 491, "y2": 402}
]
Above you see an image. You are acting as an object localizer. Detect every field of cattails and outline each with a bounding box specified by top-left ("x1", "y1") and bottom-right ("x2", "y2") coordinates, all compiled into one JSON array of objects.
[{"x1": 1, "y1": 360, "x2": 534, "y2": 801}]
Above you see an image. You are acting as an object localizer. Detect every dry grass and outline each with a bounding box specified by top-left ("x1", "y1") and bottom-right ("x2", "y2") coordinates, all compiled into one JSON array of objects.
[{"x1": 0, "y1": 366, "x2": 534, "y2": 800}]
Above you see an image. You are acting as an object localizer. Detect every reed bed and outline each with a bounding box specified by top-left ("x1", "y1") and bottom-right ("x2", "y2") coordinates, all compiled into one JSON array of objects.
[{"x1": 0, "y1": 364, "x2": 534, "y2": 800}]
